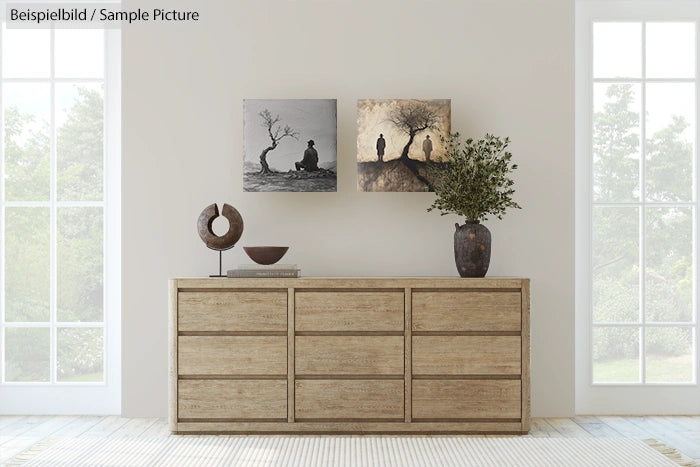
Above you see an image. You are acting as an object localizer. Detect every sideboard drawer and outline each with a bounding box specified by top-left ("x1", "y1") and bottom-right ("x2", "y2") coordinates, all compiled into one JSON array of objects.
[
  {"x1": 412, "y1": 380, "x2": 521, "y2": 420},
  {"x1": 295, "y1": 291, "x2": 404, "y2": 332},
  {"x1": 295, "y1": 380, "x2": 404, "y2": 420},
  {"x1": 178, "y1": 336, "x2": 287, "y2": 375},
  {"x1": 178, "y1": 380, "x2": 287, "y2": 420},
  {"x1": 413, "y1": 336, "x2": 521, "y2": 375},
  {"x1": 412, "y1": 291, "x2": 521, "y2": 332},
  {"x1": 296, "y1": 336, "x2": 404, "y2": 375},
  {"x1": 178, "y1": 291, "x2": 287, "y2": 332}
]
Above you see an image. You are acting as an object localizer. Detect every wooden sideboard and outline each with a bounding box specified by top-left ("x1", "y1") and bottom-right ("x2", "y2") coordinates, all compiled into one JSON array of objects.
[{"x1": 169, "y1": 277, "x2": 530, "y2": 434}]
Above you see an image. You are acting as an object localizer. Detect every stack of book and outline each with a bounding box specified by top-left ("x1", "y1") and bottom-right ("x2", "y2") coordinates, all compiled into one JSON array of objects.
[{"x1": 227, "y1": 264, "x2": 300, "y2": 278}]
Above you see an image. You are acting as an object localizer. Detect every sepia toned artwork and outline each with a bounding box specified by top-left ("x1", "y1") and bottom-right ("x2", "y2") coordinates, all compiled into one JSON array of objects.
[
  {"x1": 357, "y1": 99, "x2": 451, "y2": 192},
  {"x1": 243, "y1": 99, "x2": 337, "y2": 192}
]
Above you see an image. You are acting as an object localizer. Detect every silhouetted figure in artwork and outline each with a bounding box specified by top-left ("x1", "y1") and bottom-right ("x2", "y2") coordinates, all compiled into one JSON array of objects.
[
  {"x1": 422, "y1": 135, "x2": 433, "y2": 162},
  {"x1": 295, "y1": 139, "x2": 319, "y2": 171},
  {"x1": 376, "y1": 134, "x2": 386, "y2": 162}
]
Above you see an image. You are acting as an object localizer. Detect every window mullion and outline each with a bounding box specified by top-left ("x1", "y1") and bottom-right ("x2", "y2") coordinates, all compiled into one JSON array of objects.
[
  {"x1": 49, "y1": 27, "x2": 57, "y2": 384},
  {"x1": 0, "y1": 21, "x2": 5, "y2": 384},
  {"x1": 695, "y1": 18, "x2": 700, "y2": 385},
  {"x1": 640, "y1": 21, "x2": 648, "y2": 385}
]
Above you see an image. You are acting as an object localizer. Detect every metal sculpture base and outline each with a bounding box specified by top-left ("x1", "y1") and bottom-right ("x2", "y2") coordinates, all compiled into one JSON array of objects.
[{"x1": 209, "y1": 246, "x2": 234, "y2": 278}]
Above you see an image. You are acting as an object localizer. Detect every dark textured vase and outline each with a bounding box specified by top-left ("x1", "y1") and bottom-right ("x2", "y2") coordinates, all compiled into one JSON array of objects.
[{"x1": 454, "y1": 221, "x2": 491, "y2": 277}]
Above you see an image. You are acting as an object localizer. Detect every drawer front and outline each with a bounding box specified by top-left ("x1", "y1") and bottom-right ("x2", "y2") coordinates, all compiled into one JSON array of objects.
[
  {"x1": 178, "y1": 336, "x2": 286, "y2": 375},
  {"x1": 295, "y1": 291, "x2": 404, "y2": 331},
  {"x1": 178, "y1": 380, "x2": 287, "y2": 420},
  {"x1": 412, "y1": 291, "x2": 521, "y2": 332},
  {"x1": 413, "y1": 336, "x2": 521, "y2": 375},
  {"x1": 296, "y1": 336, "x2": 404, "y2": 375},
  {"x1": 295, "y1": 380, "x2": 404, "y2": 420},
  {"x1": 178, "y1": 291, "x2": 287, "y2": 332},
  {"x1": 413, "y1": 380, "x2": 521, "y2": 419}
]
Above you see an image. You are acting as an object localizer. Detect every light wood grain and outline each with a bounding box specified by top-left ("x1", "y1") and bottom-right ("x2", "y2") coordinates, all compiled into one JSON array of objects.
[
  {"x1": 170, "y1": 277, "x2": 531, "y2": 434},
  {"x1": 296, "y1": 336, "x2": 404, "y2": 375},
  {"x1": 412, "y1": 291, "x2": 521, "y2": 332},
  {"x1": 174, "y1": 420, "x2": 523, "y2": 433},
  {"x1": 287, "y1": 288, "x2": 295, "y2": 423},
  {"x1": 178, "y1": 291, "x2": 287, "y2": 332},
  {"x1": 295, "y1": 291, "x2": 404, "y2": 331},
  {"x1": 176, "y1": 277, "x2": 525, "y2": 290},
  {"x1": 412, "y1": 380, "x2": 522, "y2": 419},
  {"x1": 295, "y1": 380, "x2": 404, "y2": 420},
  {"x1": 413, "y1": 336, "x2": 521, "y2": 375},
  {"x1": 404, "y1": 287, "x2": 412, "y2": 423},
  {"x1": 178, "y1": 380, "x2": 287, "y2": 419},
  {"x1": 178, "y1": 336, "x2": 286, "y2": 375},
  {"x1": 168, "y1": 280, "x2": 178, "y2": 432},
  {"x1": 521, "y1": 279, "x2": 531, "y2": 431}
]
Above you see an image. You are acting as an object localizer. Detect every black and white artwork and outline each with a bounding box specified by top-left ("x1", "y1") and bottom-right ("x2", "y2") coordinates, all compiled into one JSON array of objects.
[{"x1": 243, "y1": 99, "x2": 337, "y2": 192}]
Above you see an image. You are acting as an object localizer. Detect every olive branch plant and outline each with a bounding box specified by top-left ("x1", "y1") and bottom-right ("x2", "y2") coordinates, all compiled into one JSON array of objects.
[{"x1": 427, "y1": 132, "x2": 521, "y2": 223}]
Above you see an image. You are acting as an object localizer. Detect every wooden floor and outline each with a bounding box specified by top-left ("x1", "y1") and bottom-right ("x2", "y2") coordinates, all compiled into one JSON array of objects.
[{"x1": 1, "y1": 416, "x2": 699, "y2": 464}]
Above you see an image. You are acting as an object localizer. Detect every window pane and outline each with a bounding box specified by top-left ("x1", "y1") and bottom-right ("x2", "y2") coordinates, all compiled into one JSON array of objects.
[
  {"x1": 646, "y1": 327, "x2": 693, "y2": 383},
  {"x1": 57, "y1": 207, "x2": 104, "y2": 322},
  {"x1": 55, "y1": 30, "x2": 104, "y2": 78},
  {"x1": 56, "y1": 84, "x2": 104, "y2": 201},
  {"x1": 1, "y1": 26, "x2": 50, "y2": 78},
  {"x1": 645, "y1": 207, "x2": 693, "y2": 323},
  {"x1": 4, "y1": 207, "x2": 50, "y2": 322},
  {"x1": 5, "y1": 327, "x2": 50, "y2": 382},
  {"x1": 646, "y1": 23, "x2": 695, "y2": 79},
  {"x1": 593, "y1": 326, "x2": 640, "y2": 383},
  {"x1": 594, "y1": 23, "x2": 641, "y2": 78},
  {"x1": 645, "y1": 83, "x2": 694, "y2": 202},
  {"x1": 593, "y1": 83, "x2": 641, "y2": 202},
  {"x1": 57, "y1": 327, "x2": 103, "y2": 382},
  {"x1": 593, "y1": 207, "x2": 639, "y2": 322},
  {"x1": 3, "y1": 83, "x2": 51, "y2": 201}
]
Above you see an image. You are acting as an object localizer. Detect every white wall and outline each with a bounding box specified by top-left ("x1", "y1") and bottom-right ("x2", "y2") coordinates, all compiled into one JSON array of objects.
[{"x1": 122, "y1": 0, "x2": 574, "y2": 417}]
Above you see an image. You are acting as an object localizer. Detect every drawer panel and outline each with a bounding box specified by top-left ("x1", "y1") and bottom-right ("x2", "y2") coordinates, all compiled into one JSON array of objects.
[
  {"x1": 296, "y1": 336, "x2": 403, "y2": 375},
  {"x1": 413, "y1": 380, "x2": 521, "y2": 419},
  {"x1": 178, "y1": 291, "x2": 287, "y2": 332},
  {"x1": 178, "y1": 380, "x2": 287, "y2": 419},
  {"x1": 412, "y1": 291, "x2": 521, "y2": 332},
  {"x1": 295, "y1": 380, "x2": 403, "y2": 420},
  {"x1": 295, "y1": 291, "x2": 404, "y2": 331},
  {"x1": 413, "y1": 336, "x2": 521, "y2": 375},
  {"x1": 178, "y1": 336, "x2": 286, "y2": 375}
]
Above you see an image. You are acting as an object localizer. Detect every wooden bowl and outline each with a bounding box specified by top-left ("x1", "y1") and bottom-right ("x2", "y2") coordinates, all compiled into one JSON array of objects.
[{"x1": 243, "y1": 246, "x2": 289, "y2": 265}]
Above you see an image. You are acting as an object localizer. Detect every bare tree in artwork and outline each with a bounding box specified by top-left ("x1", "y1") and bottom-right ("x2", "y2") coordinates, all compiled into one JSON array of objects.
[
  {"x1": 389, "y1": 101, "x2": 439, "y2": 162},
  {"x1": 258, "y1": 109, "x2": 299, "y2": 174}
]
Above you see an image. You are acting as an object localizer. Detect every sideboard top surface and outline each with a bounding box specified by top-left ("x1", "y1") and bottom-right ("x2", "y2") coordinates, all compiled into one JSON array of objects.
[{"x1": 172, "y1": 277, "x2": 529, "y2": 289}]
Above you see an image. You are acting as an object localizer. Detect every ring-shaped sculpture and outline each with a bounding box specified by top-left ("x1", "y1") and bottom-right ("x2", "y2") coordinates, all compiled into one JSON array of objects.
[{"x1": 197, "y1": 203, "x2": 244, "y2": 276}]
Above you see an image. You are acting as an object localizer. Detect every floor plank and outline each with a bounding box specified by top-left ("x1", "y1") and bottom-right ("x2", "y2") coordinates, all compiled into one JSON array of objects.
[
  {"x1": 529, "y1": 418, "x2": 563, "y2": 438},
  {"x1": 596, "y1": 416, "x2": 655, "y2": 438},
  {"x1": 109, "y1": 418, "x2": 158, "y2": 438},
  {"x1": 546, "y1": 418, "x2": 594, "y2": 438},
  {"x1": 573, "y1": 416, "x2": 624, "y2": 438},
  {"x1": 0, "y1": 416, "x2": 77, "y2": 462},
  {"x1": 79, "y1": 416, "x2": 131, "y2": 438},
  {"x1": 140, "y1": 419, "x2": 171, "y2": 438},
  {"x1": 51, "y1": 416, "x2": 105, "y2": 438}
]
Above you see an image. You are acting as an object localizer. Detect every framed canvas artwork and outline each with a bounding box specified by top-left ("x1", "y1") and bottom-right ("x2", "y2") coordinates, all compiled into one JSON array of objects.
[
  {"x1": 243, "y1": 99, "x2": 337, "y2": 192},
  {"x1": 357, "y1": 99, "x2": 451, "y2": 192}
]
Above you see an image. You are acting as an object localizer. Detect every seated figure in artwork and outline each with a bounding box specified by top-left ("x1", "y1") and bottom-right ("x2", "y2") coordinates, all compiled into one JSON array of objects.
[{"x1": 295, "y1": 139, "x2": 320, "y2": 172}]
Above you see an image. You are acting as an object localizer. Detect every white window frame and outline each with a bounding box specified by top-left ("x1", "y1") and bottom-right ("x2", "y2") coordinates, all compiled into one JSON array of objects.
[
  {"x1": 0, "y1": 9, "x2": 120, "y2": 414},
  {"x1": 576, "y1": 0, "x2": 700, "y2": 414}
]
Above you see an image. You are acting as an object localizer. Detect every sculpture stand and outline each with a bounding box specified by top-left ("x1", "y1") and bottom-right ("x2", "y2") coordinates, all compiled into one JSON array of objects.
[{"x1": 209, "y1": 245, "x2": 234, "y2": 278}]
